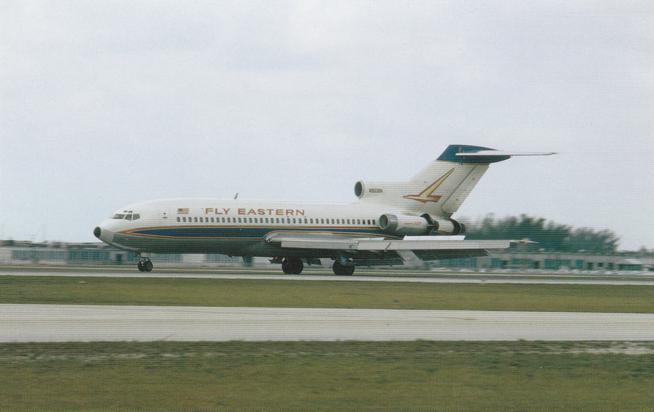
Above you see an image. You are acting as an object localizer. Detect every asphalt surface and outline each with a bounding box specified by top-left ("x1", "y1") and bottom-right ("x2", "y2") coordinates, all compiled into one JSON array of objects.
[
  {"x1": 3, "y1": 304, "x2": 654, "y2": 342},
  {"x1": 2, "y1": 267, "x2": 654, "y2": 285}
]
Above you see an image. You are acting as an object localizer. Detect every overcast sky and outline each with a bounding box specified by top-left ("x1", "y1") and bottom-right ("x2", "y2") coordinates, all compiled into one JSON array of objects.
[{"x1": 1, "y1": 1, "x2": 653, "y2": 249}]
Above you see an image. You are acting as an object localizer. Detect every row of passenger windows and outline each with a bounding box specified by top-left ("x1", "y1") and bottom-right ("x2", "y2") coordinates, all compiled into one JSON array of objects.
[{"x1": 176, "y1": 216, "x2": 377, "y2": 226}]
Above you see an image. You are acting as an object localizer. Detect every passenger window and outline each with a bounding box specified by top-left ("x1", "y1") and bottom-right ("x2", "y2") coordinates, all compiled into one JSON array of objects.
[
  {"x1": 237, "y1": 218, "x2": 242, "y2": 223},
  {"x1": 201, "y1": 217, "x2": 205, "y2": 223},
  {"x1": 194, "y1": 217, "x2": 198, "y2": 223},
  {"x1": 309, "y1": 218, "x2": 314, "y2": 224},
  {"x1": 304, "y1": 218, "x2": 308, "y2": 224},
  {"x1": 177, "y1": 217, "x2": 180, "y2": 222}
]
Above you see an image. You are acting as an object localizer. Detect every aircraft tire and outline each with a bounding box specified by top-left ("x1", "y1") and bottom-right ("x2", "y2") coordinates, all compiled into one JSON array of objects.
[
  {"x1": 332, "y1": 261, "x2": 355, "y2": 276},
  {"x1": 137, "y1": 261, "x2": 145, "y2": 272},
  {"x1": 282, "y1": 258, "x2": 303, "y2": 274},
  {"x1": 292, "y1": 259, "x2": 304, "y2": 275},
  {"x1": 281, "y1": 259, "x2": 290, "y2": 274},
  {"x1": 144, "y1": 260, "x2": 153, "y2": 272}
]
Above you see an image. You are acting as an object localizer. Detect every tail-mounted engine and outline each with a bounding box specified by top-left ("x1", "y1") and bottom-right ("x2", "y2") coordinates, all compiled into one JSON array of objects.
[
  {"x1": 378, "y1": 213, "x2": 465, "y2": 236},
  {"x1": 422, "y1": 214, "x2": 466, "y2": 235},
  {"x1": 378, "y1": 214, "x2": 430, "y2": 236}
]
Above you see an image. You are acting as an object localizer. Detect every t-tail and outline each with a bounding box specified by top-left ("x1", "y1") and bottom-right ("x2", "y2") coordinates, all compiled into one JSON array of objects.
[{"x1": 354, "y1": 144, "x2": 555, "y2": 233}]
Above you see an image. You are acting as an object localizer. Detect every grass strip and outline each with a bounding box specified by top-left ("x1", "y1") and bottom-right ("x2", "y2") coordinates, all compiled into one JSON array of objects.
[
  {"x1": 1, "y1": 275, "x2": 654, "y2": 312},
  {"x1": 1, "y1": 341, "x2": 654, "y2": 411}
]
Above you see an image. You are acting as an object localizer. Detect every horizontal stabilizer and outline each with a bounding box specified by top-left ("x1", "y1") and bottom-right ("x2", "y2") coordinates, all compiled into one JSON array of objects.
[
  {"x1": 456, "y1": 150, "x2": 556, "y2": 158},
  {"x1": 437, "y1": 144, "x2": 555, "y2": 164}
]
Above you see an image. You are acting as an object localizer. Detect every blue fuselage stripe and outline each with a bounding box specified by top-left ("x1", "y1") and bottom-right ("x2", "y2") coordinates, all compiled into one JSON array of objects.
[{"x1": 127, "y1": 226, "x2": 386, "y2": 239}]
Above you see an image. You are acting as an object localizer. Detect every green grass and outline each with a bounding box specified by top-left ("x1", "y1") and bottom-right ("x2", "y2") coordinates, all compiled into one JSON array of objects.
[
  {"x1": 1, "y1": 275, "x2": 654, "y2": 312},
  {"x1": 1, "y1": 341, "x2": 654, "y2": 411}
]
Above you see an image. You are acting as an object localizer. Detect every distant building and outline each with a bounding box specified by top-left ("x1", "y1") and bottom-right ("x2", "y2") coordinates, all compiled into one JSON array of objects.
[
  {"x1": 430, "y1": 251, "x2": 654, "y2": 272},
  {"x1": 0, "y1": 240, "x2": 652, "y2": 272}
]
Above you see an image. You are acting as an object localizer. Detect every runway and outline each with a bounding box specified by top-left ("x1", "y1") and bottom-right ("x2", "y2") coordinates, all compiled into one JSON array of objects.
[
  {"x1": 3, "y1": 304, "x2": 654, "y2": 342},
  {"x1": 2, "y1": 268, "x2": 654, "y2": 286}
]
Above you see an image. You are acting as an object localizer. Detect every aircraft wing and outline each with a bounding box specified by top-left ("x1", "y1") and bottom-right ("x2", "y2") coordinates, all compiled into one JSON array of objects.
[{"x1": 264, "y1": 232, "x2": 509, "y2": 264}]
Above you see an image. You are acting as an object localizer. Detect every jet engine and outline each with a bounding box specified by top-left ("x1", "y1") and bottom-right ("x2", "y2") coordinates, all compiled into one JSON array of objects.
[
  {"x1": 354, "y1": 181, "x2": 402, "y2": 200},
  {"x1": 378, "y1": 214, "x2": 431, "y2": 236},
  {"x1": 378, "y1": 213, "x2": 466, "y2": 236},
  {"x1": 423, "y1": 215, "x2": 466, "y2": 235}
]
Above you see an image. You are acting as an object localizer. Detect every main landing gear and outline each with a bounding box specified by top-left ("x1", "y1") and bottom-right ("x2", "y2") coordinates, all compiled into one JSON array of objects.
[
  {"x1": 332, "y1": 261, "x2": 355, "y2": 276},
  {"x1": 281, "y1": 257, "x2": 304, "y2": 275},
  {"x1": 137, "y1": 257, "x2": 153, "y2": 272}
]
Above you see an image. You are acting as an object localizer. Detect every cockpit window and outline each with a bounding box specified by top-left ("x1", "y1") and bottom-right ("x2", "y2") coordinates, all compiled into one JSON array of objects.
[{"x1": 111, "y1": 212, "x2": 140, "y2": 220}]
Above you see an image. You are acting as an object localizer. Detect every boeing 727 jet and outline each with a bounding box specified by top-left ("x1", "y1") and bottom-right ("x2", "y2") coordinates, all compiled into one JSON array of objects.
[{"x1": 94, "y1": 144, "x2": 553, "y2": 275}]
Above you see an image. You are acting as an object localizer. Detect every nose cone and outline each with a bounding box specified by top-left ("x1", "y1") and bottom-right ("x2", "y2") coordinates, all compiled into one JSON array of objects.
[{"x1": 94, "y1": 221, "x2": 115, "y2": 244}]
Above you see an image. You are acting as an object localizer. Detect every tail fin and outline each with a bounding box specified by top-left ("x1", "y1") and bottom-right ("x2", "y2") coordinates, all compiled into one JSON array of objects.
[{"x1": 356, "y1": 144, "x2": 554, "y2": 218}]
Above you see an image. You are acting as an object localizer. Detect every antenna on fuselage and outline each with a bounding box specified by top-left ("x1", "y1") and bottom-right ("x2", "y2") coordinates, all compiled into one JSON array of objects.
[{"x1": 234, "y1": 192, "x2": 239, "y2": 200}]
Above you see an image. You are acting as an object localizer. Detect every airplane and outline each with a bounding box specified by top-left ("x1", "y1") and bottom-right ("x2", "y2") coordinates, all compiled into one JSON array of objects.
[{"x1": 93, "y1": 144, "x2": 554, "y2": 275}]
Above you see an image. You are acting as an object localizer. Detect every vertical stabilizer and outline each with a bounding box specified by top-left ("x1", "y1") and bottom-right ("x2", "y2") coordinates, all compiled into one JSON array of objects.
[{"x1": 356, "y1": 144, "x2": 554, "y2": 218}]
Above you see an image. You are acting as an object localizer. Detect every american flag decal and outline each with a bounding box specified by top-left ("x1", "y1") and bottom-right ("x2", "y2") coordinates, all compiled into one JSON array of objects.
[{"x1": 177, "y1": 208, "x2": 189, "y2": 214}]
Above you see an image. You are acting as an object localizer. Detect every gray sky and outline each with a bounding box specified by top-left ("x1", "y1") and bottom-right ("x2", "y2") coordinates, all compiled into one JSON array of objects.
[{"x1": 1, "y1": 1, "x2": 653, "y2": 249}]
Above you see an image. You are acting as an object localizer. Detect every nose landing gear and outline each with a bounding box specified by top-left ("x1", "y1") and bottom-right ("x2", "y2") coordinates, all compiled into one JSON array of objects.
[{"x1": 137, "y1": 257, "x2": 153, "y2": 272}]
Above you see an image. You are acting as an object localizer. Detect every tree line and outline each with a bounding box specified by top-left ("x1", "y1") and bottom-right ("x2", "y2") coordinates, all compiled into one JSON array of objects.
[{"x1": 464, "y1": 214, "x2": 620, "y2": 253}]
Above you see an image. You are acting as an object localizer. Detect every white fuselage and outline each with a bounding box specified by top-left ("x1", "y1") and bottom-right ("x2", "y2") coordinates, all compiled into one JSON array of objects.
[{"x1": 95, "y1": 198, "x2": 399, "y2": 257}]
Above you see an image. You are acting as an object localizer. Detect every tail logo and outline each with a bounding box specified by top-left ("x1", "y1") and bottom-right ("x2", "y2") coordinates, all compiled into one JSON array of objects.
[{"x1": 403, "y1": 168, "x2": 455, "y2": 203}]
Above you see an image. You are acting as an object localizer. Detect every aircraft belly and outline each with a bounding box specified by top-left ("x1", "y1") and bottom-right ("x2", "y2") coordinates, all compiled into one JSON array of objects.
[
  {"x1": 112, "y1": 234, "x2": 257, "y2": 255},
  {"x1": 112, "y1": 233, "x2": 338, "y2": 258}
]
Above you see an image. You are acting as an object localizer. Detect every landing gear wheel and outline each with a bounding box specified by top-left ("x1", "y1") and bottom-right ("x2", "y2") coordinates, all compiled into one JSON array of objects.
[
  {"x1": 332, "y1": 261, "x2": 355, "y2": 276},
  {"x1": 143, "y1": 260, "x2": 153, "y2": 272},
  {"x1": 137, "y1": 257, "x2": 153, "y2": 272},
  {"x1": 281, "y1": 258, "x2": 304, "y2": 275}
]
